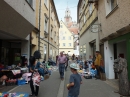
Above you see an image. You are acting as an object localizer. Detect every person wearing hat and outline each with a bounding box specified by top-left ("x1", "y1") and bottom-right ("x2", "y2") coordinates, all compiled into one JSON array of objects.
[{"x1": 67, "y1": 63, "x2": 82, "y2": 97}]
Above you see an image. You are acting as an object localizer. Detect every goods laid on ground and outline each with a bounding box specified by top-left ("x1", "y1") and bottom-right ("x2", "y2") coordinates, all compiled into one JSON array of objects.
[
  {"x1": 0, "y1": 92, "x2": 28, "y2": 97},
  {"x1": 78, "y1": 68, "x2": 97, "y2": 79}
]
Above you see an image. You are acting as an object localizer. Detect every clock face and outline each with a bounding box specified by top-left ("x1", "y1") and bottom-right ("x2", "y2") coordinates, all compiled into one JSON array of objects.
[{"x1": 91, "y1": 25, "x2": 99, "y2": 33}]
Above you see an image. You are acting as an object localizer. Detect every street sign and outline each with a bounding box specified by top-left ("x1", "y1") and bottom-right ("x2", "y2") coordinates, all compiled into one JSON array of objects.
[{"x1": 90, "y1": 24, "x2": 101, "y2": 33}]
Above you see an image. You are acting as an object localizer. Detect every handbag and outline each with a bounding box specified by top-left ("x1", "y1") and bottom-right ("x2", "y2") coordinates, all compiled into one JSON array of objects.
[{"x1": 32, "y1": 71, "x2": 41, "y2": 86}]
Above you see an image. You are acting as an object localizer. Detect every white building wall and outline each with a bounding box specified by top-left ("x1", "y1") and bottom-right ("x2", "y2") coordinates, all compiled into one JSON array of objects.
[
  {"x1": 4, "y1": 0, "x2": 36, "y2": 26},
  {"x1": 104, "y1": 41, "x2": 115, "y2": 79}
]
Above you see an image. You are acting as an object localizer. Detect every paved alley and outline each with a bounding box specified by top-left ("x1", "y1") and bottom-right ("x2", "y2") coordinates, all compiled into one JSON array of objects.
[{"x1": 5, "y1": 68, "x2": 120, "y2": 97}]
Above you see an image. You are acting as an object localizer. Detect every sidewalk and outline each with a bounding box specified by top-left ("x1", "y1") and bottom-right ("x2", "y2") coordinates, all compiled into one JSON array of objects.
[{"x1": 7, "y1": 71, "x2": 61, "y2": 97}]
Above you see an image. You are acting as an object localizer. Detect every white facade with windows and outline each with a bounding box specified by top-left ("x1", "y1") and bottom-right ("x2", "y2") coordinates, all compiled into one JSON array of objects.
[{"x1": 59, "y1": 20, "x2": 74, "y2": 55}]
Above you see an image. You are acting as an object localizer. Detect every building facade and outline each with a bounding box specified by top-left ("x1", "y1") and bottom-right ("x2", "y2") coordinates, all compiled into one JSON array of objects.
[
  {"x1": 97, "y1": 0, "x2": 130, "y2": 79},
  {"x1": 0, "y1": 0, "x2": 36, "y2": 66},
  {"x1": 77, "y1": 0, "x2": 100, "y2": 60},
  {"x1": 59, "y1": 20, "x2": 74, "y2": 55},
  {"x1": 64, "y1": 8, "x2": 79, "y2": 56},
  {"x1": 39, "y1": 0, "x2": 60, "y2": 62}
]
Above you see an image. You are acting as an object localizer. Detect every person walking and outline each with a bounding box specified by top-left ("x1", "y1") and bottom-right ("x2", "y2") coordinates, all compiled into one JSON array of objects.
[
  {"x1": 29, "y1": 56, "x2": 43, "y2": 97},
  {"x1": 67, "y1": 63, "x2": 82, "y2": 97},
  {"x1": 65, "y1": 54, "x2": 69, "y2": 71},
  {"x1": 94, "y1": 51, "x2": 102, "y2": 79},
  {"x1": 57, "y1": 52, "x2": 67, "y2": 80}
]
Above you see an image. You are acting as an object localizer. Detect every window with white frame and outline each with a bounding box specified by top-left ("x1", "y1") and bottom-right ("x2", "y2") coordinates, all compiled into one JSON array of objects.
[
  {"x1": 111, "y1": 0, "x2": 117, "y2": 10},
  {"x1": 63, "y1": 43, "x2": 66, "y2": 46},
  {"x1": 68, "y1": 43, "x2": 71, "y2": 46},
  {"x1": 84, "y1": 15, "x2": 86, "y2": 23},
  {"x1": 26, "y1": 0, "x2": 33, "y2": 7},
  {"x1": 62, "y1": 36, "x2": 65, "y2": 40},
  {"x1": 105, "y1": 0, "x2": 118, "y2": 15},
  {"x1": 68, "y1": 36, "x2": 71, "y2": 40},
  {"x1": 44, "y1": 16, "x2": 48, "y2": 33},
  {"x1": 44, "y1": 0, "x2": 48, "y2": 7},
  {"x1": 89, "y1": 4, "x2": 92, "y2": 15}
]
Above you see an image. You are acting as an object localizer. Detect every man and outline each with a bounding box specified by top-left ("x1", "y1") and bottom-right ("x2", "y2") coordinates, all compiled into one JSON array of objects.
[
  {"x1": 94, "y1": 51, "x2": 102, "y2": 79},
  {"x1": 57, "y1": 52, "x2": 67, "y2": 80}
]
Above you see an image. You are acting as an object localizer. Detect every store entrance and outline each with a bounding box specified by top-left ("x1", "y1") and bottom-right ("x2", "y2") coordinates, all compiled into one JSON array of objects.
[{"x1": 0, "y1": 41, "x2": 21, "y2": 66}]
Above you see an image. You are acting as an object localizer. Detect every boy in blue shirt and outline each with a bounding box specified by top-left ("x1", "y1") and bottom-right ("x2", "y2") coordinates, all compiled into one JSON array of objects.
[{"x1": 67, "y1": 63, "x2": 82, "y2": 97}]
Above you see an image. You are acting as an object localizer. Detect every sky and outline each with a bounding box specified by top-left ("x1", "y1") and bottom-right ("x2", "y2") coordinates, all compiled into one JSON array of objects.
[{"x1": 54, "y1": 0, "x2": 79, "y2": 22}]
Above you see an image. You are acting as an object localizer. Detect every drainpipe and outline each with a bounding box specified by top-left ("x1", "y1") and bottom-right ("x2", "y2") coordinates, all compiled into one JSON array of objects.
[
  {"x1": 38, "y1": 0, "x2": 42, "y2": 51},
  {"x1": 48, "y1": 1, "x2": 50, "y2": 60},
  {"x1": 30, "y1": 33, "x2": 32, "y2": 57}
]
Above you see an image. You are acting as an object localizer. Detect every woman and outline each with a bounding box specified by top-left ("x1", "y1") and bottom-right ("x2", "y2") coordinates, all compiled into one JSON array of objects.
[
  {"x1": 29, "y1": 56, "x2": 43, "y2": 97},
  {"x1": 0, "y1": 73, "x2": 7, "y2": 85}
]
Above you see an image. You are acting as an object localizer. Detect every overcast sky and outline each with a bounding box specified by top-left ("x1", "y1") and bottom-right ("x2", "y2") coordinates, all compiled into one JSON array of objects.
[{"x1": 54, "y1": 0, "x2": 79, "y2": 22}]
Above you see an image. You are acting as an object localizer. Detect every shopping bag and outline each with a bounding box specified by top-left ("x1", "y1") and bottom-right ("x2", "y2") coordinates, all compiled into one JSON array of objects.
[{"x1": 32, "y1": 72, "x2": 41, "y2": 86}]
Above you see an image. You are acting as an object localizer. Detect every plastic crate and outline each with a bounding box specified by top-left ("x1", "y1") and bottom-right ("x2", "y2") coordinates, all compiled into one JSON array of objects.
[{"x1": 17, "y1": 79, "x2": 26, "y2": 85}]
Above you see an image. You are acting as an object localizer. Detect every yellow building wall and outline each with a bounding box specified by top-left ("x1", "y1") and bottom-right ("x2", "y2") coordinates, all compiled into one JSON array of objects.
[
  {"x1": 39, "y1": 0, "x2": 59, "y2": 61},
  {"x1": 78, "y1": 1, "x2": 98, "y2": 36}
]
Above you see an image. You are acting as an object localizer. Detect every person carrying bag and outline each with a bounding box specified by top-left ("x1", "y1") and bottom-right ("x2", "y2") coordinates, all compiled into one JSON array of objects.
[{"x1": 29, "y1": 56, "x2": 42, "y2": 97}]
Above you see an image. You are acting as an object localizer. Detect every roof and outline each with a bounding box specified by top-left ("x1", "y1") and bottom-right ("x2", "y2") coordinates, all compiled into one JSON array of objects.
[{"x1": 68, "y1": 28, "x2": 79, "y2": 35}]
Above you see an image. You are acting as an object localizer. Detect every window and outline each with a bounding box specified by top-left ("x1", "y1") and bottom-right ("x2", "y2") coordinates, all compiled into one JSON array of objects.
[
  {"x1": 68, "y1": 36, "x2": 71, "y2": 40},
  {"x1": 105, "y1": 0, "x2": 118, "y2": 15},
  {"x1": 54, "y1": 32, "x2": 56, "y2": 41},
  {"x1": 44, "y1": 44, "x2": 47, "y2": 60},
  {"x1": 84, "y1": 15, "x2": 86, "y2": 23},
  {"x1": 50, "y1": 47, "x2": 52, "y2": 56},
  {"x1": 111, "y1": 0, "x2": 117, "y2": 10},
  {"x1": 60, "y1": 25, "x2": 63, "y2": 28},
  {"x1": 44, "y1": 16, "x2": 48, "y2": 33},
  {"x1": 50, "y1": 26, "x2": 53, "y2": 38},
  {"x1": 89, "y1": 4, "x2": 92, "y2": 15},
  {"x1": 26, "y1": 0, "x2": 33, "y2": 7},
  {"x1": 63, "y1": 43, "x2": 66, "y2": 46},
  {"x1": 44, "y1": 0, "x2": 47, "y2": 6},
  {"x1": 62, "y1": 36, "x2": 65, "y2": 40},
  {"x1": 68, "y1": 43, "x2": 71, "y2": 46}
]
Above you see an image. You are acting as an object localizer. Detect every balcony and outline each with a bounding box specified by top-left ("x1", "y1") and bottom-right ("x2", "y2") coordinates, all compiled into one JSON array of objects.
[{"x1": 0, "y1": 0, "x2": 35, "y2": 40}]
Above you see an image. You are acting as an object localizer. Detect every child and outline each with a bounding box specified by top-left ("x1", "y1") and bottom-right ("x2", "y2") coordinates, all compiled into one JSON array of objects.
[{"x1": 67, "y1": 63, "x2": 82, "y2": 97}]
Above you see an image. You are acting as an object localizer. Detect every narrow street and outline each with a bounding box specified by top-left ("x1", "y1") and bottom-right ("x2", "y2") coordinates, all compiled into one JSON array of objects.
[{"x1": 6, "y1": 67, "x2": 120, "y2": 97}]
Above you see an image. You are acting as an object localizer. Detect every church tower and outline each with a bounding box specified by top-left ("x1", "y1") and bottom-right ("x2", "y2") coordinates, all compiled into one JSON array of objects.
[{"x1": 64, "y1": 8, "x2": 72, "y2": 23}]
